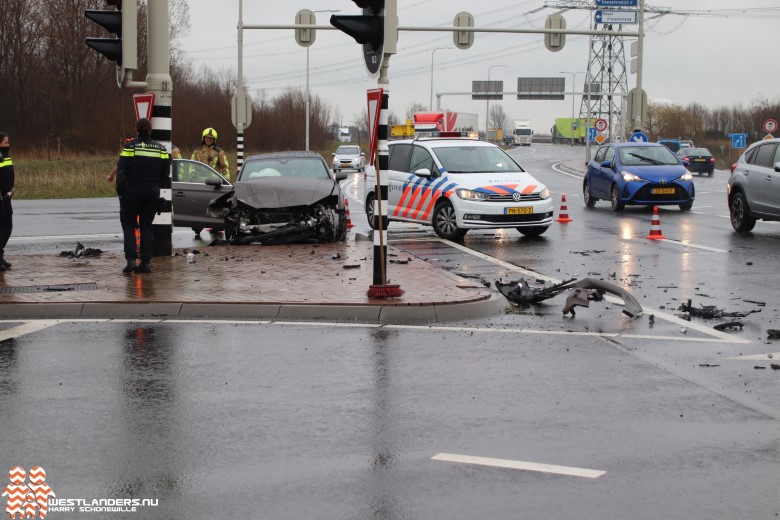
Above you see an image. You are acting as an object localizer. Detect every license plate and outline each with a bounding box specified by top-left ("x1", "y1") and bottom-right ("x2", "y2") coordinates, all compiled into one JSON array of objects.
[
  {"x1": 505, "y1": 207, "x2": 533, "y2": 215},
  {"x1": 651, "y1": 188, "x2": 675, "y2": 195},
  {"x1": 695, "y1": 158, "x2": 706, "y2": 162}
]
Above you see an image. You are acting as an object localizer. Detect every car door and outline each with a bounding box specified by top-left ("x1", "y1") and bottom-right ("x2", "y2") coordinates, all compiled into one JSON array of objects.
[
  {"x1": 387, "y1": 143, "x2": 412, "y2": 218},
  {"x1": 399, "y1": 145, "x2": 438, "y2": 221},
  {"x1": 591, "y1": 146, "x2": 615, "y2": 198},
  {"x1": 171, "y1": 159, "x2": 232, "y2": 229},
  {"x1": 766, "y1": 144, "x2": 780, "y2": 216},
  {"x1": 746, "y1": 143, "x2": 778, "y2": 215}
]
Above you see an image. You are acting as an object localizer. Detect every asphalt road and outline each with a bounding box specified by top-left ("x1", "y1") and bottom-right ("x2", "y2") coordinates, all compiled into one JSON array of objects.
[{"x1": 2, "y1": 144, "x2": 779, "y2": 519}]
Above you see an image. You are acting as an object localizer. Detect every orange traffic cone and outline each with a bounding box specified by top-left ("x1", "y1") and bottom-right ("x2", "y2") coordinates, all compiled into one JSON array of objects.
[
  {"x1": 554, "y1": 194, "x2": 573, "y2": 223},
  {"x1": 344, "y1": 198, "x2": 354, "y2": 229},
  {"x1": 646, "y1": 206, "x2": 667, "y2": 240}
]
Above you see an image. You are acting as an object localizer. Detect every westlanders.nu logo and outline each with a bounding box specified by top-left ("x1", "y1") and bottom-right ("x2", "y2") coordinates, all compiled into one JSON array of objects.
[
  {"x1": 2, "y1": 466, "x2": 55, "y2": 519},
  {"x1": 3, "y1": 467, "x2": 158, "y2": 516}
]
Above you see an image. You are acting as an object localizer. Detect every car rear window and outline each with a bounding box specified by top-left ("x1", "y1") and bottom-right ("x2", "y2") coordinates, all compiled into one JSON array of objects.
[{"x1": 685, "y1": 148, "x2": 710, "y2": 156}]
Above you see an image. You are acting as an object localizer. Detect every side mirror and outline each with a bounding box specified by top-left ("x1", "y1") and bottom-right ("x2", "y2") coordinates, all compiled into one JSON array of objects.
[
  {"x1": 335, "y1": 171, "x2": 348, "y2": 181},
  {"x1": 600, "y1": 160, "x2": 612, "y2": 168},
  {"x1": 414, "y1": 168, "x2": 432, "y2": 178},
  {"x1": 205, "y1": 178, "x2": 223, "y2": 188},
  {"x1": 360, "y1": 152, "x2": 365, "y2": 156},
  {"x1": 682, "y1": 160, "x2": 690, "y2": 166}
]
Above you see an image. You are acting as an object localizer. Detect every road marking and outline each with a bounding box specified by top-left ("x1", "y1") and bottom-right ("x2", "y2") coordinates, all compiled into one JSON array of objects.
[
  {"x1": 552, "y1": 162, "x2": 585, "y2": 180},
  {"x1": 10, "y1": 230, "x2": 194, "y2": 242},
  {"x1": 649, "y1": 238, "x2": 729, "y2": 253},
  {"x1": 431, "y1": 453, "x2": 606, "y2": 479},
  {"x1": 0, "y1": 320, "x2": 61, "y2": 341},
  {"x1": 722, "y1": 353, "x2": 780, "y2": 361}
]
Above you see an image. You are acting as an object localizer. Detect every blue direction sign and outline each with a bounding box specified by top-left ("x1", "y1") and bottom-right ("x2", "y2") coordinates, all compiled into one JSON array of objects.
[
  {"x1": 588, "y1": 127, "x2": 598, "y2": 142},
  {"x1": 629, "y1": 131, "x2": 648, "y2": 143},
  {"x1": 596, "y1": 0, "x2": 638, "y2": 6},
  {"x1": 595, "y1": 9, "x2": 638, "y2": 24},
  {"x1": 731, "y1": 133, "x2": 748, "y2": 149}
]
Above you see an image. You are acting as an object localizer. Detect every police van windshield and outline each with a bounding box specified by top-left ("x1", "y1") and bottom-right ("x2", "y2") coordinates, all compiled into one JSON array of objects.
[{"x1": 433, "y1": 146, "x2": 524, "y2": 173}]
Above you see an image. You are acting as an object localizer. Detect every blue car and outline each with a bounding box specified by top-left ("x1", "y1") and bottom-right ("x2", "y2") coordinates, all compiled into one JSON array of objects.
[{"x1": 584, "y1": 142, "x2": 695, "y2": 211}]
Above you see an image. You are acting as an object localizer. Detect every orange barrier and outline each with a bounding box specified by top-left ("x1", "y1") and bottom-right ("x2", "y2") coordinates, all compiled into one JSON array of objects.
[
  {"x1": 646, "y1": 206, "x2": 667, "y2": 240},
  {"x1": 554, "y1": 194, "x2": 573, "y2": 223}
]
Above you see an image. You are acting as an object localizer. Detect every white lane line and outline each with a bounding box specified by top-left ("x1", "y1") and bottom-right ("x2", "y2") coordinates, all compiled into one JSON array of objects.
[
  {"x1": 10, "y1": 230, "x2": 194, "y2": 242},
  {"x1": 0, "y1": 320, "x2": 61, "y2": 341},
  {"x1": 434, "y1": 238, "x2": 748, "y2": 343},
  {"x1": 431, "y1": 453, "x2": 606, "y2": 479},
  {"x1": 722, "y1": 353, "x2": 780, "y2": 361},
  {"x1": 552, "y1": 162, "x2": 585, "y2": 180},
  {"x1": 649, "y1": 238, "x2": 729, "y2": 253}
]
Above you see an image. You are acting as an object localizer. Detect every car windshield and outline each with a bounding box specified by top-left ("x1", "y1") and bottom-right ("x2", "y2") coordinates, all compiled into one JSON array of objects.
[
  {"x1": 239, "y1": 157, "x2": 330, "y2": 181},
  {"x1": 620, "y1": 146, "x2": 679, "y2": 166},
  {"x1": 432, "y1": 145, "x2": 524, "y2": 173},
  {"x1": 336, "y1": 146, "x2": 360, "y2": 155}
]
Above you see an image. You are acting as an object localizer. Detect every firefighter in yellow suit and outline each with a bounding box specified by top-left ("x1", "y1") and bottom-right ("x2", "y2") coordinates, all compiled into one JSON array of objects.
[{"x1": 192, "y1": 127, "x2": 230, "y2": 182}]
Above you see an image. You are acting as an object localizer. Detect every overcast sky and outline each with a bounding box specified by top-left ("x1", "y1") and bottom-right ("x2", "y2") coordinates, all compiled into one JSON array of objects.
[{"x1": 178, "y1": 1, "x2": 780, "y2": 134}]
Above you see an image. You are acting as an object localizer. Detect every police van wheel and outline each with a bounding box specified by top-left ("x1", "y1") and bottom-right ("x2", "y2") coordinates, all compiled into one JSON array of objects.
[
  {"x1": 432, "y1": 201, "x2": 467, "y2": 241},
  {"x1": 517, "y1": 225, "x2": 548, "y2": 237}
]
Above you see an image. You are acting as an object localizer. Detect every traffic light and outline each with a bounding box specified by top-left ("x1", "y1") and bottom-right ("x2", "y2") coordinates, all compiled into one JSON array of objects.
[
  {"x1": 330, "y1": 0, "x2": 397, "y2": 77},
  {"x1": 85, "y1": 0, "x2": 138, "y2": 87}
]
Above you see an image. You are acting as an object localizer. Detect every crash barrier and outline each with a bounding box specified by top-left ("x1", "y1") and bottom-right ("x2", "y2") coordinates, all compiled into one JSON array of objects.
[
  {"x1": 646, "y1": 206, "x2": 666, "y2": 240},
  {"x1": 554, "y1": 194, "x2": 573, "y2": 223},
  {"x1": 344, "y1": 198, "x2": 354, "y2": 230}
]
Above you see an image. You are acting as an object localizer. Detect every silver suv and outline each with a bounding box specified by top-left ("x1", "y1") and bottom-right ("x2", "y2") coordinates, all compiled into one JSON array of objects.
[{"x1": 728, "y1": 138, "x2": 780, "y2": 232}]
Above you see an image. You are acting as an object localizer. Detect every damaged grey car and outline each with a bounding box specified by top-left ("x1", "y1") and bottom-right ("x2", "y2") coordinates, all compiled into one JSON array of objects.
[{"x1": 206, "y1": 151, "x2": 348, "y2": 245}]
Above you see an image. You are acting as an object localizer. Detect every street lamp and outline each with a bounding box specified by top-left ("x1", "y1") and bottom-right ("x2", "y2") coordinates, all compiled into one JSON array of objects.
[
  {"x1": 305, "y1": 10, "x2": 340, "y2": 151},
  {"x1": 560, "y1": 71, "x2": 586, "y2": 146},
  {"x1": 430, "y1": 46, "x2": 453, "y2": 110},
  {"x1": 486, "y1": 64, "x2": 506, "y2": 138}
]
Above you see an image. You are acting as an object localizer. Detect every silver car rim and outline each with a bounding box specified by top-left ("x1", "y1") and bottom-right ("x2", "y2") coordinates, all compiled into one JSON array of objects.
[
  {"x1": 731, "y1": 196, "x2": 744, "y2": 227},
  {"x1": 611, "y1": 186, "x2": 620, "y2": 209},
  {"x1": 436, "y1": 205, "x2": 458, "y2": 236}
]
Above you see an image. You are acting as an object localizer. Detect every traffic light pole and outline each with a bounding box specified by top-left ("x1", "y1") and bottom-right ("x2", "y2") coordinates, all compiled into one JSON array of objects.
[{"x1": 147, "y1": 0, "x2": 173, "y2": 257}]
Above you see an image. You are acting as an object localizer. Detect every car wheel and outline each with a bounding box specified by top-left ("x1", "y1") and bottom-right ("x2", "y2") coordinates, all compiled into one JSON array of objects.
[
  {"x1": 516, "y1": 226, "x2": 548, "y2": 237},
  {"x1": 224, "y1": 219, "x2": 236, "y2": 241},
  {"x1": 432, "y1": 200, "x2": 467, "y2": 241},
  {"x1": 365, "y1": 193, "x2": 378, "y2": 230},
  {"x1": 583, "y1": 181, "x2": 597, "y2": 208},
  {"x1": 610, "y1": 185, "x2": 624, "y2": 212},
  {"x1": 191, "y1": 227, "x2": 203, "y2": 235},
  {"x1": 708, "y1": 171, "x2": 713, "y2": 177},
  {"x1": 679, "y1": 202, "x2": 693, "y2": 211},
  {"x1": 730, "y1": 191, "x2": 756, "y2": 233}
]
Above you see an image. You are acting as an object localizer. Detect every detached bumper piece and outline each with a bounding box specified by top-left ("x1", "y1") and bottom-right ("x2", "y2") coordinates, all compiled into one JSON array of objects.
[{"x1": 562, "y1": 278, "x2": 643, "y2": 318}]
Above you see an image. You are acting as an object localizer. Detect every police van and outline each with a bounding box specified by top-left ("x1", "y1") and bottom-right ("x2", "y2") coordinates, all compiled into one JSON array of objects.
[{"x1": 364, "y1": 135, "x2": 554, "y2": 240}]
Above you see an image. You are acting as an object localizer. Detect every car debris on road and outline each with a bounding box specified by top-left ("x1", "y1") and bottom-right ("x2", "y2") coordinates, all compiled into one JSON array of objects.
[{"x1": 678, "y1": 299, "x2": 761, "y2": 319}]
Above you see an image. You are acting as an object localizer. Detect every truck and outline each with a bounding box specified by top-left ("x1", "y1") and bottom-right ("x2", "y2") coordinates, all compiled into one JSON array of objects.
[
  {"x1": 338, "y1": 127, "x2": 352, "y2": 143},
  {"x1": 412, "y1": 111, "x2": 479, "y2": 137},
  {"x1": 552, "y1": 118, "x2": 588, "y2": 145},
  {"x1": 512, "y1": 120, "x2": 533, "y2": 146}
]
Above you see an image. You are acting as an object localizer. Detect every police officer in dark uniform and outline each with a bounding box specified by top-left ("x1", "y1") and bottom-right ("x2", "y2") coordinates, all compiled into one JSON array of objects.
[
  {"x1": 116, "y1": 118, "x2": 170, "y2": 273},
  {"x1": 0, "y1": 131, "x2": 14, "y2": 271}
]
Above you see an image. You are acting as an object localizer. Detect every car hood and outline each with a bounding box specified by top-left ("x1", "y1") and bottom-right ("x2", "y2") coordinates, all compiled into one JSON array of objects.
[
  {"x1": 621, "y1": 164, "x2": 688, "y2": 180},
  {"x1": 233, "y1": 177, "x2": 340, "y2": 208},
  {"x1": 444, "y1": 171, "x2": 547, "y2": 195}
]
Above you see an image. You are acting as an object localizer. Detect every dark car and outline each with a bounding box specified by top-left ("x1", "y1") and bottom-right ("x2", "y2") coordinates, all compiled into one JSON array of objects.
[
  {"x1": 584, "y1": 142, "x2": 695, "y2": 211},
  {"x1": 727, "y1": 138, "x2": 780, "y2": 232},
  {"x1": 171, "y1": 159, "x2": 233, "y2": 235},
  {"x1": 677, "y1": 147, "x2": 715, "y2": 176},
  {"x1": 207, "y1": 152, "x2": 348, "y2": 245}
]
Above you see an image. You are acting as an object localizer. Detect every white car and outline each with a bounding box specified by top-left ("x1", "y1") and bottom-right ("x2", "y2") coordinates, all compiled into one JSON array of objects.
[
  {"x1": 363, "y1": 137, "x2": 554, "y2": 240},
  {"x1": 332, "y1": 145, "x2": 365, "y2": 172}
]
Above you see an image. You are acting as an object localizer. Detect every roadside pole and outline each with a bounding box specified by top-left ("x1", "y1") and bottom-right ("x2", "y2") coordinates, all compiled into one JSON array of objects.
[{"x1": 147, "y1": 0, "x2": 173, "y2": 257}]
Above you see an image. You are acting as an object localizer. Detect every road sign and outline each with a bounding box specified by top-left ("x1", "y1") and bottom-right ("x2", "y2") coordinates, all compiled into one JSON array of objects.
[
  {"x1": 231, "y1": 91, "x2": 253, "y2": 129},
  {"x1": 594, "y1": 118, "x2": 608, "y2": 132},
  {"x1": 453, "y1": 11, "x2": 474, "y2": 50},
  {"x1": 731, "y1": 133, "x2": 748, "y2": 149},
  {"x1": 295, "y1": 9, "x2": 316, "y2": 47},
  {"x1": 367, "y1": 88, "x2": 384, "y2": 166},
  {"x1": 763, "y1": 118, "x2": 778, "y2": 134},
  {"x1": 596, "y1": 0, "x2": 638, "y2": 6},
  {"x1": 764, "y1": 134, "x2": 775, "y2": 140},
  {"x1": 595, "y1": 10, "x2": 638, "y2": 24},
  {"x1": 133, "y1": 93, "x2": 154, "y2": 121},
  {"x1": 630, "y1": 132, "x2": 648, "y2": 143},
  {"x1": 588, "y1": 127, "x2": 598, "y2": 142},
  {"x1": 595, "y1": 133, "x2": 606, "y2": 145},
  {"x1": 544, "y1": 13, "x2": 566, "y2": 52}
]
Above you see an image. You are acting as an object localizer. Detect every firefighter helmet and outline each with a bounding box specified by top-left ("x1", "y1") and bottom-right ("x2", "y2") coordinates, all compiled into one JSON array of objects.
[{"x1": 202, "y1": 127, "x2": 218, "y2": 141}]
